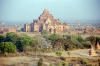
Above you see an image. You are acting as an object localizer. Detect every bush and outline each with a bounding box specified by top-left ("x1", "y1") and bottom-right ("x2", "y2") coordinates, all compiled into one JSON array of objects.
[
  {"x1": 49, "y1": 63, "x2": 53, "y2": 66},
  {"x1": 4, "y1": 52, "x2": 8, "y2": 56},
  {"x1": 49, "y1": 34, "x2": 59, "y2": 41},
  {"x1": 80, "y1": 58, "x2": 88, "y2": 64},
  {"x1": 58, "y1": 61, "x2": 68, "y2": 66},
  {"x1": 67, "y1": 52, "x2": 71, "y2": 57},
  {"x1": 0, "y1": 34, "x2": 6, "y2": 42},
  {"x1": 60, "y1": 56, "x2": 66, "y2": 60},
  {"x1": 0, "y1": 42, "x2": 16, "y2": 53},
  {"x1": 55, "y1": 51, "x2": 62, "y2": 57},
  {"x1": 38, "y1": 58, "x2": 43, "y2": 66},
  {"x1": 82, "y1": 41, "x2": 91, "y2": 48},
  {"x1": 15, "y1": 33, "x2": 35, "y2": 52}
]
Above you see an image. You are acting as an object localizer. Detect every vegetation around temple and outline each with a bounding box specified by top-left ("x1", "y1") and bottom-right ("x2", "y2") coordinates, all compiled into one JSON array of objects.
[
  {"x1": 0, "y1": 32, "x2": 100, "y2": 53},
  {"x1": 0, "y1": 32, "x2": 100, "y2": 66}
]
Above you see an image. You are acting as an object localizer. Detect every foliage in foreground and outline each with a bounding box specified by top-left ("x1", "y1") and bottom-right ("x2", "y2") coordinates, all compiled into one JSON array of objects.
[
  {"x1": 0, "y1": 42, "x2": 16, "y2": 53},
  {"x1": 38, "y1": 58, "x2": 43, "y2": 66},
  {"x1": 0, "y1": 32, "x2": 35, "y2": 52},
  {"x1": 80, "y1": 58, "x2": 88, "y2": 64},
  {"x1": 58, "y1": 61, "x2": 68, "y2": 66},
  {"x1": 0, "y1": 34, "x2": 6, "y2": 42},
  {"x1": 67, "y1": 52, "x2": 71, "y2": 57},
  {"x1": 55, "y1": 51, "x2": 62, "y2": 58}
]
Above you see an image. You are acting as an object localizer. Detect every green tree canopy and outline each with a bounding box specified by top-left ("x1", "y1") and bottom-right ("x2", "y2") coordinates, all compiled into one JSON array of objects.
[
  {"x1": 96, "y1": 36, "x2": 100, "y2": 44},
  {"x1": 82, "y1": 41, "x2": 91, "y2": 48},
  {"x1": 0, "y1": 42, "x2": 16, "y2": 53},
  {"x1": 5, "y1": 32, "x2": 19, "y2": 43},
  {"x1": 76, "y1": 35, "x2": 83, "y2": 43},
  {"x1": 52, "y1": 38, "x2": 75, "y2": 51},
  {"x1": 0, "y1": 34, "x2": 6, "y2": 42},
  {"x1": 15, "y1": 33, "x2": 35, "y2": 51},
  {"x1": 86, "y1": 35, "x2": 96, "y2": 45},
  {"x1": 49, "y1": 34, "x2": 59, "y2": 41}
]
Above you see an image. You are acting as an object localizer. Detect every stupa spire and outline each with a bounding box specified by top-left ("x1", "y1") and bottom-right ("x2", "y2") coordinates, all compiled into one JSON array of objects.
[{"x1": 89, "y1": 45, "x2": 96, "y2": 56}]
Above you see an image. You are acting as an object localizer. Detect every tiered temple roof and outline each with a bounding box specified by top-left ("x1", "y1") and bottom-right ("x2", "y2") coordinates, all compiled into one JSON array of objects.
[{"x1": 34, "y1": 9, "x2": 61, "y2": 25}]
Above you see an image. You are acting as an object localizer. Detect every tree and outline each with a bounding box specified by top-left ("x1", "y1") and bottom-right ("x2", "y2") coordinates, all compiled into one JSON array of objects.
[
  {"x1": 86, "y1": 35, "x2": 96, "y2": 45},
  {"x1": 66, "y1": 35, "x2": 71, "y2": 39},
  {"x1": 76, "y1": 35, "x2": 83, "y2": 43},
  {"x1": 0, "y1": 34, "x2": 6, "y2": 42},
  {"x1": 0, "y1": 42, "x2": 16, "y2": 53},
  {"x1": 52, "y1": 38, "x2": 75, "y2": 51},
  {"x1": 55, "y1": 51, "x2": 62, "y2": 58},
  {"x1": 49, "y1": 34, "x2": 59, "y2": 41},
  {"x1": 67, "y1": 52, "x2": 71, "y2": 57},
  {"x1": 5, "y1": 32, "x2": 19, "y2": 43},
  {"x1": 38, "y1": 58, "x2": 43, "y2": 66},
  {"x1": 82, "y1": 41, "x2": 91, "y2": 48},
  {"x1": 15, "y1": 34, "x2": 35, "y2": 51},
  {"x1": 73, "y1": 39, "x2": 84, "y2": 49},
  {"x1": 96, "y1": 36, "x2": 100, "y2": 44}
]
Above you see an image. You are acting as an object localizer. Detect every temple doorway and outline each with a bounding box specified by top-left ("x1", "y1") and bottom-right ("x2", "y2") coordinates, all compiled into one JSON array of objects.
[
  {"x1": 49, "y1": 28, "x2": 52, "y2": 33},
  {"x1": 54, "y1": 29, "x2": 56, "y2": 33}
]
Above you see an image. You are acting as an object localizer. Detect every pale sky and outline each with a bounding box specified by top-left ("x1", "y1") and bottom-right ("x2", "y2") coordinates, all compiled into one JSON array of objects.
[{"x1": 0, "y1": 0, "x2": 100, "y2": 23}]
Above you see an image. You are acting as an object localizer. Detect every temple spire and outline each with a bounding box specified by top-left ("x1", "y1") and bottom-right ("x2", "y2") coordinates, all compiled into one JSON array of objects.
[{"x1": 43, "y1": 8, "x2": 49, "y2": 14}]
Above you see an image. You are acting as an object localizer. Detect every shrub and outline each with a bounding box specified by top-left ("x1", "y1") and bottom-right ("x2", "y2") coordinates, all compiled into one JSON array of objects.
[
  {"x1": 82, "y1": 41, "x2": 91, "y2": 48},
  {"x1": 67, "y1": 52, "x2": 71, "y2": 57},
  {"x1": 49, "y1": 63, "x2": 53, "y2": 66},
  {"x1": 55, "y1": 51, "x2": 62, "y2": 58},
  {"x1": 4, "y1": 52, "x2": 8, "y2": 56},
  {"x1": 0, "y1": 34, "x2": 6, "y2": 42},
  {"x1": 60, "y1": 56, "x2": 66, "y2": 60},
  {"x1": 49, "y1": 34, "x2": 59, "y2": 41},
  {"x1": 80, "y1": 58, "x2": 88, "y2": 64},
  {"x1": 0, "y1": 42, "x2": 16, "y2": 53},
  {"x1": 38, "y1": 58, "x2": 43, "y2": 66},
  {"x1": 58, "y1": 61, "x2": 68, "y2": 66}
]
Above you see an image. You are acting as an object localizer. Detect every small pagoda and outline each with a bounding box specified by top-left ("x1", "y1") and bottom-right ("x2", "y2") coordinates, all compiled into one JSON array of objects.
[{"x1": 89, "y1": 45, "x2": 96, "y2": 56}]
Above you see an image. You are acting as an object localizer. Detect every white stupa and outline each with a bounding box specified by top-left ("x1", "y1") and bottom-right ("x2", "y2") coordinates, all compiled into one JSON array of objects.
[{"x1": 89, "y1": 45, "x2": 97, "y2": 56}]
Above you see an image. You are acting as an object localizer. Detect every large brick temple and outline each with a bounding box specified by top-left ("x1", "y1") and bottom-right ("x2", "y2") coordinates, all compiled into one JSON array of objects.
[{"x1": 24, "y1": 9, "x2": 69, "y2": 34}]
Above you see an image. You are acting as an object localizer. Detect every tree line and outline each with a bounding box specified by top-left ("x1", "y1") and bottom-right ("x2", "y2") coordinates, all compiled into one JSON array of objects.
[{"x1": 0, "y1": 31, "x2": 100, "y2": 54}]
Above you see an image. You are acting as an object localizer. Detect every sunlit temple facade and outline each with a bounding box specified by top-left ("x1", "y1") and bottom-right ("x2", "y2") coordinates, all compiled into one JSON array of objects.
[{"x1": 24, "y1": 9, "x2": 69, "y2": 34}]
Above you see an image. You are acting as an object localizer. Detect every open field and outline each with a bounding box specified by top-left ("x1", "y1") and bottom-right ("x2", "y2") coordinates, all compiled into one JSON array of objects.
[
  {"x1": 45, "y1": 49, "x2": 100, "y2": 60},
  {"x1": 0, "y1": 49, "x2": 100, "y2": 66}
]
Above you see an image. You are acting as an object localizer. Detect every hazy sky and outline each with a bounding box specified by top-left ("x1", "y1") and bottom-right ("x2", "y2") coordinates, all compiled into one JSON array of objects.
[{"x1": 0, "y1": 0, "x2": 100, "y2": 23}]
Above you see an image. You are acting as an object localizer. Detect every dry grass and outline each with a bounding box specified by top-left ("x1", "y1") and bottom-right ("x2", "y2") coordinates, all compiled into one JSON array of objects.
[{"x1": 0, "y1": 49, "x2": 100, "y2": 66}]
